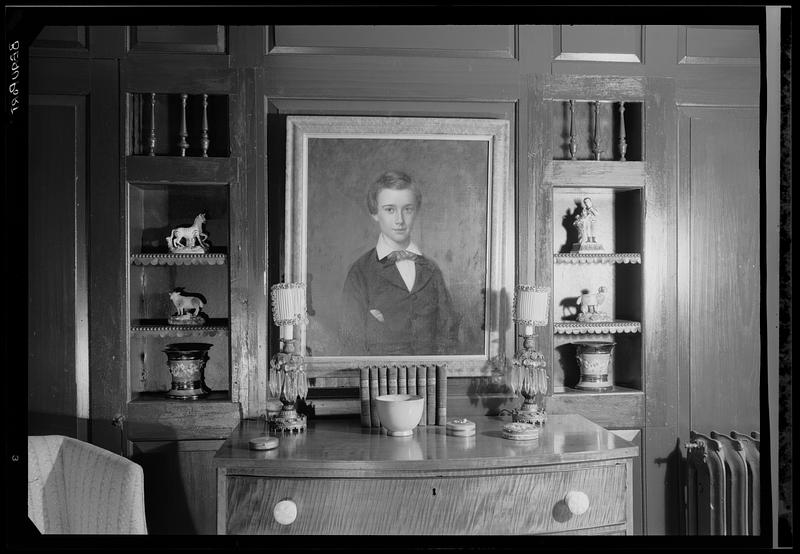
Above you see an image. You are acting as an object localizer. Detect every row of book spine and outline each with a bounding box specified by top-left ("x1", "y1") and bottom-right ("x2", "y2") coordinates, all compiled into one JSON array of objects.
[{"x1": 360, "y1": 365, "x2": 447, "y2": 427}]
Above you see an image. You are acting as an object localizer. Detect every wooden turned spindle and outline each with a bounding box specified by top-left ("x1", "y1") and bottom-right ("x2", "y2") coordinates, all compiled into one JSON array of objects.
[
  {"x1": 178, "y1": 93, "x2": 189, "y2": 157},
  {"x1": 200, "y1": 94, "x2": 210, "y2": 157},
  {"x1": 568, "y1": 100, "x2": 577, "y2": 160},
  {"x1": 618, "y1": 101, "x2": 627, "y2": 161},
  {"x1": 148, "y1": 93, "x2": 157, "y2": 156},
  {"x1": 591, "y1": 100, "x2": 602, "y2": 161}
]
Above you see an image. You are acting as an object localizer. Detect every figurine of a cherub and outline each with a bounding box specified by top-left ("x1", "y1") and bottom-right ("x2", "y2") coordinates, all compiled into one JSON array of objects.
[{"x1": 572, "y1": 197, "x2": 603, "y2": 252}]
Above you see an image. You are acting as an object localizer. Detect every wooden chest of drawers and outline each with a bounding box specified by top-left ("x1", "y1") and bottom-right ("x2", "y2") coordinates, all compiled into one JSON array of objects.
[{"x1": 213, "y1": 415, "x2": 638, "y2": 535}]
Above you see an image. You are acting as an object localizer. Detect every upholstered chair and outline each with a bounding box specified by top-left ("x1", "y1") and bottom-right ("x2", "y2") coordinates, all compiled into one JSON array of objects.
[{"x1": 27, "y1": 435, "x2": 147, "y2": 534}]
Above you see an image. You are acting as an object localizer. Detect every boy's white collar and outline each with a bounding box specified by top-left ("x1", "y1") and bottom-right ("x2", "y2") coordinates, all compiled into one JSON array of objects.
[{"x1": 376, "y1": 233, "x2": 422, "y2": 260}]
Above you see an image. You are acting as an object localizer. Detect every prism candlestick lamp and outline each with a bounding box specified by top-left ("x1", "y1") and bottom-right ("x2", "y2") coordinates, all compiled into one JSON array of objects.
[
  {"x1": 507, "y1": 285, "x2": 551, "y2": 426},
  {"x1": 268, "y1": 282, "x2": 309, "y2": 433}
]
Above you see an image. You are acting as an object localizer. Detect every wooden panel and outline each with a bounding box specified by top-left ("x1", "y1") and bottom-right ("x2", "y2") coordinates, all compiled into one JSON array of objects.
[
  {"x1": 30, "y1": 58, "x2": 90, "y2": 95},
  {"x1": 229, "y1": 26, "x2": 266, "y2": 68},
  {"x1": 132, "y1": 440, "x2": 223, "y2": 534},
  {"x1": 128, "y1": 25, "x2": 226, "y2": 54},
  {"x1": 642, "y1": 77, "x2": 678, "y2": 430},
  {"x1": 88, "y1": 59, "x2": 126, "y2": 454},
  {"x1": 543, "y1": 75, "x2": 646, "y2": 102},
  {"x1": 680, "y1": 107, "x2": 760, "y2": 434},
  {"x1": 228, "y1": 69, "x2": 267, "y2": 419},
  {"x1": 270, "y1": 25, "x2": 515, "y2": 58},
  {"x1": 644, "y1": 425, "x2": 687, "y2": 534},
  {"x1": 126, "y1": 157, "x2": 238, "y2": 183},
  {"x1": 676, "y1": 65, "x2": 760, "y2": 107},
  {"x1": 678, "y1": 26, "x2": 759, "y2": 65},
  {"x1": 610, "y1": 429, "x2": 643, "y2": 535},
  {"x1": 127, "y1": 393, "x2": 240, "y2": 441},
  {"x1": 28, "y1": 96, "x2": 87, "y2": 439},
  {"x1": 547, "y1": 161, "x2": 645, "y2": 189},
  {"x1": 88, "y1": 26, "x2": 126, "y2": 58},
  {"x1": 263, "y1": 55, "x2": 521, "y2": 101},
  {"x1": 530, "y1": 74, "x2": 555, "y2": 394},
  {"x1": 226, "y1": 464, "x2": 627, "y2": 534},
  {"x1": 122, "y1": 59, "x2": 233, "y2": 94},
  {"x1": 547, "y1": 390, "x2": 644, "y2": 429},
  {"x1": 554, "y1": 25, "x2": 643, "y2": 63},
  {"x1": 30, "y1": 25, "x2": 88, "y2": 56}
]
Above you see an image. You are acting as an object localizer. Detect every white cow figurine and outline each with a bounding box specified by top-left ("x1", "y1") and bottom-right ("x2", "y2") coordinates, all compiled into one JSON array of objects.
[{"x1": 169, "y1": 290, "x2": 205, "y2": 317}]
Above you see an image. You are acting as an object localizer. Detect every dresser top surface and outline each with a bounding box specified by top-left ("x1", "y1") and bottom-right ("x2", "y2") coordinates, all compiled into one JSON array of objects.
[{"x1": 213, "y1": 414, "x2": 638, "y2": 473}]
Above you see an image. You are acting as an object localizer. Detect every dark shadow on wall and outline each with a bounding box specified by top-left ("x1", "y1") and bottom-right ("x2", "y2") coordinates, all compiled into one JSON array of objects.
[
  {"x1": 655, "y1": 438, "x2": 688, "y2": 535},
  {"x1": 28, "y1": 412, "x2": 88, "y2": 441},
  {"x1": 130, "y1": 441, "x2": 195, "y2": 534}
]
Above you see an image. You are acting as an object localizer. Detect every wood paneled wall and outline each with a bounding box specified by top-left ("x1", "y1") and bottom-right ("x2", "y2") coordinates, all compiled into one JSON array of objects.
[{"x1": 25, "y1": 20, "x2": 768, "y2": 536}]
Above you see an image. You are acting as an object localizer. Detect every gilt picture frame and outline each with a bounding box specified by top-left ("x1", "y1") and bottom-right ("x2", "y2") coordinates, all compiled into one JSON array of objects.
[{"x1": 284, "y1": 115, "x2": 513, "y2": 377}]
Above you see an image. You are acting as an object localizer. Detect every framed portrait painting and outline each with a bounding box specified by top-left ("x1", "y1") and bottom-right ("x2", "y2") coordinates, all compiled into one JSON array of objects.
[{"x1": 284, "y1": 116, "x2": 513, "y2": 376}]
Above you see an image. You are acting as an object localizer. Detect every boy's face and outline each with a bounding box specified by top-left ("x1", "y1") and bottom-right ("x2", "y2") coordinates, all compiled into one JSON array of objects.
[{"x1": 372, "y1": 187, "x2": 418, "y2": 246}]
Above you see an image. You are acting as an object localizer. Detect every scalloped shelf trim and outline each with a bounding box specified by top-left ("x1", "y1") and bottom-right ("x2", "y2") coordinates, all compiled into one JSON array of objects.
[
  {"x1": 131, "y1": 324, "x2": 229, "y2": 338},
  {"x1": 554, "y1": 252, "x2": 641, "y2": 264},
  {"x1": 554, "y1": 321, "x2": 641, "y2": 334},
  {"x1": 131, "y1": 253, "x2": 227, "y2": 266}
]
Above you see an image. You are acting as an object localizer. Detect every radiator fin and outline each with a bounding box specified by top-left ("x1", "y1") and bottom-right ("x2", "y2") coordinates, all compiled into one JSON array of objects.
[{"x1": 686, "y1": 430, "x2": 760, "y2": 535}]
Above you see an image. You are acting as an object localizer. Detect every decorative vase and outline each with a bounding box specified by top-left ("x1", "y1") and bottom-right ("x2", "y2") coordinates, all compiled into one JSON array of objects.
[
  {"x1": 575, "y1": 341, "x2": 615, "y2": 391},
  {"x1": 163, "y1": 343, "x2": 212, "y2": 399}
]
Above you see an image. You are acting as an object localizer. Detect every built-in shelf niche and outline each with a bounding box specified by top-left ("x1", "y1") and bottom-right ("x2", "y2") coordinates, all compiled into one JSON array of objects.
[
  {"x1": 127, "y1": 180, "x2": 231, "y2": 397},
  {"x1": 129, "y1": 334, "x2": 231, "y2": 396},
  {"x1": 128, "y1": 93, "x2": 230, "y2": 157},
  {"x1": 554, "y1": 334, "x2": 642, "y2": 391},
  {"x1": 551, "y1": 186, "x2": 643, "y2": 393},
  {"x1": 128, "y1": 182, "x2": 229, "y2": 255},
  {"x1": 552, "y1": 100, "x2": 643, "y2": 161},
  {"x1": 552, "y1": 187, "x2": 642, "y2": 255}
]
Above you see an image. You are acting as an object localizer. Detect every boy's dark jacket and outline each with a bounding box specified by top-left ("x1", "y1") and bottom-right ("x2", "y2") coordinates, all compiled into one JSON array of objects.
[{"x1": 340, "y1": 248, "x2": 458, "y2": 355}]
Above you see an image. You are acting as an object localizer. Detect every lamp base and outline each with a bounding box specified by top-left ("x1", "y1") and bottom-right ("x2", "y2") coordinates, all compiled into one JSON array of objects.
[
  {"x1": 269, "y1": 405, "x2": 307, "y2": 433},
  {"x1": 511, "y1": 407, "x2": 547, "y2": 426}
]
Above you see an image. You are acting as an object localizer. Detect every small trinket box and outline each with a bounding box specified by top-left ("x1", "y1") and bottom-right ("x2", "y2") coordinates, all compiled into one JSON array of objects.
[
  {"x1": 502, "y1": 422, "x2": 540, "y2": 441},
  {"x1": 249, "y1": 436, "x2": 279, "y2": 451},
  {"x1": 446, "y1": 418, "x2": 476, "y2": 437}
]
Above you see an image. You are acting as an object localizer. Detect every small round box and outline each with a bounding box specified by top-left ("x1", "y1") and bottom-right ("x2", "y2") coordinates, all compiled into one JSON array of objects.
[
  {"x1": 249, "y1": 436, "x2": 279, "y2": 451},
  {"x1": 502, "y1": 422, "x2": 540, "y2": 441},
  {"x1": 446, "y1": 418, "x2": 476, "y2": 437}
]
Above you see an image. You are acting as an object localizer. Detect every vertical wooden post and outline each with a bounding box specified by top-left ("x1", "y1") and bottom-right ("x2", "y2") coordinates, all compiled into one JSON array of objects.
[
  {"x1": 592, "y1": 100, "x2": 601, "y2": 161},
  {"x1": 148, "y1": 93, "x2": 156, "y2": 156},
  {"x1": 178, "y1": 93, "x2": 189, "y2": 156},
  {"x1": 619, "y1": 101, "x2": 627, "y2": 161},
  {"x1": 568, "y1": 99, "x2": 577, "y2": 160},
  {"x1": 201, "y1": 93, "x2": 210, "y2": 157}
]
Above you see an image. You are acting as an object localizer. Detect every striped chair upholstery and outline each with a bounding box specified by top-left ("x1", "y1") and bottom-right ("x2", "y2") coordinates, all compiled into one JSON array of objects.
[{"x1": 28, "y1": 435, "x2": 147, "y2": 534}]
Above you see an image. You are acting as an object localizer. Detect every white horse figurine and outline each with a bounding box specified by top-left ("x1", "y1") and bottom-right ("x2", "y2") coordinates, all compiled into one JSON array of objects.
[{"x1": 167, "y1": 213, "x2": 209, "y2": 251}]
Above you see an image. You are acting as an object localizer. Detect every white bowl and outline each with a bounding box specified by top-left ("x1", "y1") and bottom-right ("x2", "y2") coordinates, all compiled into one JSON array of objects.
[{"x1": 375, "y1": 394, "x2": 424, "y2": 437}]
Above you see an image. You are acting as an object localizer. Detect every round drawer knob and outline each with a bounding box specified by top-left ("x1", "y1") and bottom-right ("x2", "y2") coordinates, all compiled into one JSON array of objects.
[
  {"x1": 564, "y1": 491, "x2": 590, "y2": 515},
  {"x1": 273, "y1": 499, "x2": 297, "y2": 525}
]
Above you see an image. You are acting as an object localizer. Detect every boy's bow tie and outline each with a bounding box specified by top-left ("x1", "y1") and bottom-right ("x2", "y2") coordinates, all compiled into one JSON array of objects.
[{"x1": 386, "y1": 250, "x2": 418, "y2": 262}]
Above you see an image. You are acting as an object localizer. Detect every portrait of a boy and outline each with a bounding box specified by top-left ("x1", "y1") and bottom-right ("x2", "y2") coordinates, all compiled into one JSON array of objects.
[{"x1": 339, "y1": 171, "x2": 459, "y2": 355}]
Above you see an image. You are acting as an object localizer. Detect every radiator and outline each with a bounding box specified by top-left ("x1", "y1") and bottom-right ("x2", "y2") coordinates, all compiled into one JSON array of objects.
[{"x1": 685, "y1": 430, "x2": 760, "y2": 535}]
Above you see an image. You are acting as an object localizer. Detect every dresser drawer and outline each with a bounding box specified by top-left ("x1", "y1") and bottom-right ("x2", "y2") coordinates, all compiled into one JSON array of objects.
[{"x1": 224, "y1": 463, "x2": 629, "y2": 535}]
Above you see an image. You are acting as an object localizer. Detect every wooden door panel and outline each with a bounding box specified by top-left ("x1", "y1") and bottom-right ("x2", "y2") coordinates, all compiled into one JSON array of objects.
[
  {"x1": 28, "y1": 95, "x2": 88, "y2": 439},
  {"x1": 679, "y1": 107, "x2": 760, "y2": 434}
]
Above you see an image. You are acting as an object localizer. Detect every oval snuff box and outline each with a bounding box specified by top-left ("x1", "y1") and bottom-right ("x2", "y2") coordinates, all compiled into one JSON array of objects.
[{"x1": 446, "y1": 418, "x2": 476, "y2": 437}]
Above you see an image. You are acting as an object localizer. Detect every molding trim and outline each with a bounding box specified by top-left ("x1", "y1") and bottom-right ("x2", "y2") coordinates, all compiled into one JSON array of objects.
[
  {"x1": 553, "y1": 25, "x2": 644, "y2": 64},
  {"x1": 677, "y1": 25, "x2": 759, "y2": 65}
]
